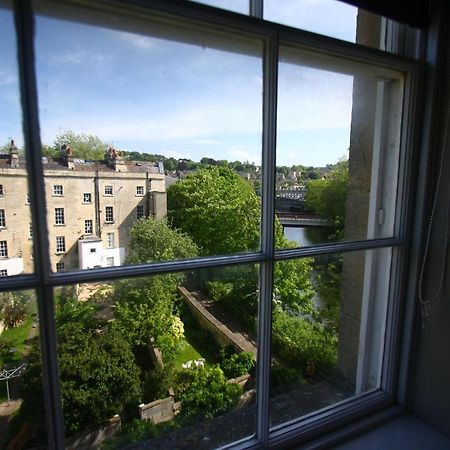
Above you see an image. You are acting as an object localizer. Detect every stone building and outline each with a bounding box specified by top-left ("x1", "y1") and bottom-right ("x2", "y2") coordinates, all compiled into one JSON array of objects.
[{"x1": 0, "y1": 142, "x2": 166, "y2": 275}]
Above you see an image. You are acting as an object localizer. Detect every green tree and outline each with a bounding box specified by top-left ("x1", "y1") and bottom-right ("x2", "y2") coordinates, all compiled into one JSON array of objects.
[
  {"x1": 53, "y1": 130, "x2": 109, "y2": 160},
  {"x1": 305, "y1": 159, "x2": 348, "y2": 227},
  {"x1": 0, "y1": 291, "x2": 31, "y2": 329},
  {"x1": 168, "y1": 166, "x2": 260, "y2": 256}
]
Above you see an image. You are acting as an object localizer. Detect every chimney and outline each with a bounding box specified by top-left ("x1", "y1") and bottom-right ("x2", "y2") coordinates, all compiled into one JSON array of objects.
[
  {"x1": 9, "y1": 140, "x2": 19, "y2": 168},
  {"x1": 106, "y1": 147, "x2": 126, "y2": 172},
  {"x1": 61, "y1": 144, "x2": 75, "y2": 170}
]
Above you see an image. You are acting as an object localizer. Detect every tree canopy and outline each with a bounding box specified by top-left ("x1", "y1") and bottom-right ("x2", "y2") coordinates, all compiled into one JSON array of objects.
[{"x1": 167, "y1": 166, "x2": 260, "y2": 256}]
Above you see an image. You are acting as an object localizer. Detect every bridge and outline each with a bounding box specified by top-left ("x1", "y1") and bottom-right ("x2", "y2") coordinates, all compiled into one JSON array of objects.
[{"x1": 276, "y1": 212, "x2": 332, "y2": 228}]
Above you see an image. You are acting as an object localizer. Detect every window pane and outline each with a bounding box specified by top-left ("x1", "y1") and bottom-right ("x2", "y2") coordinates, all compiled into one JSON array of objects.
[
  {"x1": 270, "y1": 247, "x2": 393, "y2": 427},
  {"x1": 0, "y1": 290, "x2": 48, "y2": 448},
  {"x1": 34, "y1": 2, "x2": 263, "y2": 272},
  {"x1": 276, "y1": 45, "x2": 404, "y2": 248},
  {"x1": 55, "y1": 264, "x2": 258, "y2": 447},
  {"x1": 190, "y1": 0, "x2": 249, "y2": 15},
  {"x1": 0, "y1": 1, "x2": 35, "y2": 275}
]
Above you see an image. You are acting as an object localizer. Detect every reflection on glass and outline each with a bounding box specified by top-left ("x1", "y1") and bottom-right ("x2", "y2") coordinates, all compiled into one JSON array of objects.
[
  {"x1": 270, "y1": 248, "x2": 391, "y2": 427},
  {"x1": 55, "y1": 264, "x2": 258, "y2": 448},
  {"x1": 0, "y1": 290, "x2": 46, "y2": 448},
  {"x1": 34, "y1": 3, "x2": 263, "y2": 270},
  {"x1": 190, "y1": 0, "x2": 249, "y2": 14},
  {"x1": 277, "y1": 47, "x2": 403, "y2": 248},
  {"x1": 0, "y1": 2, "x2": 34, "y2": 275}
]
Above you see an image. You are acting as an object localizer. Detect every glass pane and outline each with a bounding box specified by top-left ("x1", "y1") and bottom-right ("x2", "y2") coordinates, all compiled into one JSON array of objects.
[
  {"x1": 276, "y1": 45, "x2": 404, "y2": 248},
  {"x1": 34, "y1": 1, "x2": 263, "y2": 271},
  {"x1": 270, "y1": 248, "x2": 392, "y2": 427},
  {"x1": 56, "y1": 264, "x2": 258, "y2": 448},
  {"x1": 0, "y1": 290, "x2": 47, "y2": 448},
  {"x1": 0, "y1": 1, "x2": 35, "y2": 275},
  {"x1": 191, "y1": 0, "x2": 249, "y2": 15}
]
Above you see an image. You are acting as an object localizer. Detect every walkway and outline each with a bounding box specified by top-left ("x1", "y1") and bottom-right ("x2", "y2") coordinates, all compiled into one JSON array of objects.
[{"x1": 177, "y1": 286, "x2": 257, "y2": 359}]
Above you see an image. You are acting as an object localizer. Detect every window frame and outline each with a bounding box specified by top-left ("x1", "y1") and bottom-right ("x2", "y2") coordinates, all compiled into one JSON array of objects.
[
  {"x1": 105, "y1": 206, "x2": 114, "y2": 223},
  {"x1": 52, "y1": 184, "x2": 63, "y2": 196},
  {"x1": 104, "y1": 185, "x2": 113, "y2": 196},
  {"x1": 54, "y1": 207, "x2": 65, "y2": 226},
  {"x1": 8, "y1": 1, "x2": 424, "y2": 449},
  {"x1": 55, "y1": 236, "x2": 66, "y2": 254},
  {"x1": 0, "y1": 209, "x2": 6, "y2": 228},
  {"x1": 0, "y1": 269, "x2": 8, "y2": 277},
  {"x1": 0, "y1": 241, "x2": 8, "y2": 258},
  {"x1": 106, "y1": 232, "x2": 115, "y2": 248},
  {"x1": 84, "y1": 219, "x2": 93, "y2": 235},
  {"x1": 83, "y1": 192, "x2": 92, "y2": 203},
  {"x1": 136, "y1": 185, "x2": 144, "y2": 196},
  {"x1": 136, "y1": 204, "x2": 144, "y2": 219}
]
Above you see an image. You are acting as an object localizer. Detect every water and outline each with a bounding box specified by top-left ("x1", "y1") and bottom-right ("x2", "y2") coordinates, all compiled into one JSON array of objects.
[{"x1": 283, "y1": 226, "x2": 327, "y2": 247}]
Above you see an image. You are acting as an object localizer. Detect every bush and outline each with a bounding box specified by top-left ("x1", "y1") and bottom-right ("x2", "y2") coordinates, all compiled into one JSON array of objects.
[{"x1": 221, "y1": 352, "x2": 255, "y2": 379}]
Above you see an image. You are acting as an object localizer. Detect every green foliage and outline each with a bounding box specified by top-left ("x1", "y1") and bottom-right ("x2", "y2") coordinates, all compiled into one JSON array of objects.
[
  {"x1": 220, "y1": 352, "x2": 255, "y2": 379},
  {"x1": 53, "y1": 130, "x2": 109, "y2": 160},
  {"x1": 0, "y1": 291, "x2": 32, "y2": 329},
  {"x1": 102, "y1": 419, "x2": 159, "y2": 449},
  {"x1": 167, "y1": 166, "x2": 260, "y2": 256},
  {"x1": 270, "y1": 362, "x2": 302, "y2": 391},
  {"x1": 142, "y1": 364, "x2": 176, "y2": 403},
  {"x1": 272, "y1": 310, "x2": 337, "y2": 373},
  {"x1": 20, "y1": 300, "x2": 141, "y2": 436},
  {"x1": 126, "y1": 218, "x2": 198, "y2": 265},
  {"x1": 175, "y1": 366, "x2": 242, "y2": 422},
  {"x1": 305, "y1": 159, "x2": 348, "y2": 227}
]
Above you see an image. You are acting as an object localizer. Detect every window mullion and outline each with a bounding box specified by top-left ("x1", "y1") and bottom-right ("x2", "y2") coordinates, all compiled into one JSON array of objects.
[
  {"x1": 13, "y1": 1, "x2": 65, "y2": 448},
  {"x1": 256, "y1": 30, "x2": 278, "y2": 446}
]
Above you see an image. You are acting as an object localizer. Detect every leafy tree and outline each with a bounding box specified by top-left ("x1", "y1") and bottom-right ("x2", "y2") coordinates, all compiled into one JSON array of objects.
[
  {"x1": 168, "y1": 166, "x2": 260, "y2": 256},
  {"x1": 305, "y1": 159, "x2": 348, "y2": 227},
  {"x1": 175, "y1": 366, "x2": 242, "y2": 422},
  {"x1": 0, "y1": 291, "x2": 31, "y2": 329},
  {"x1": 20, "y1": 299, "x2": 141, "y2": 436},
  {"x1": 53, "y1": 130, "x2": 109, "y2": 160},
  {"x1": 220, "y1": 352, "x2": 255, "y2": 378}
]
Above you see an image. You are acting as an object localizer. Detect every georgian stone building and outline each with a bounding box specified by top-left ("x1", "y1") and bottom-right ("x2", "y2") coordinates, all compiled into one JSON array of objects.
[{"x1": 0, "y1": 141, "x2": 166, "y2": 275}]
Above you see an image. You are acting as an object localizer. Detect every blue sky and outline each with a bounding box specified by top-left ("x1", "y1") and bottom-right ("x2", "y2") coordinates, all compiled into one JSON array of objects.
[{"x1": 0, "y1": 0, "x2": 357, "y2": 167}]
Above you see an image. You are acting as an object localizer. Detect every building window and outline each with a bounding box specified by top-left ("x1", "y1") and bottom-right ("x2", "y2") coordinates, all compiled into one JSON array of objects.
[
  {"x1": 0, "y1": 210, "x2": 5, "y2": 228},
  {"x1": 105, "y1": 206, "x2": 114, "y2": 223},
  {"x1": 0, "y1": 185, "x2": 4, "y2": 196},
  {"x1": 137, "y1": 205, "x2": 144, "y2": 219},
  {"x1": 104, "y1": 185, "x2": 113, "y2": 196},
  {"x1": 53, "y1": 185, "x2": 64, "y2": 196},
  {"x1": 25, "y1": 193, "x2": 29, "y2": 204},
  {"x1": 0, "y1": 241, "x2": 8, "y2": 258},
  {"x1": 90, "y1": 248, "x2": 96, "y2": 253},
  {"x1": 84, "y1": 219, "x2": 93, "y2": 234},
  {"x1": 56, "y1": 236, "x2": 66, "y2": 253},
  {"x1": 83, "y1": 193, "x2": 92, "y2": 203},
  {"x1": 106, "y1": 256, "x2": 115, "y2": 267},
  {"x1": 29, "y1": 223, "x2": 33, "y2": 239},
  {"x1": 0, "y1": 269, "x2": 7, "y2": 277},
  {"x1": 106, "y1": 232, "x2": 114, "y2": 248},
  {"x1": 136, "y1": 186, "x2": 144, "y2": 196},
  {"x1": 56, "y1": 262, "x2": 65, "y2": 272},
  {"x1": 54, "y1": 208, "x2": 65, "y2": 225}
]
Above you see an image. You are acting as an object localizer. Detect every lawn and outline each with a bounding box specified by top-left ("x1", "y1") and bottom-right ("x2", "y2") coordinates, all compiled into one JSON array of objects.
[
  {"x1": 173, "y1": 338, "x2": 202, "y2": 367},
  {"x1": 0, "y1": 316, "x2": 35, "y2": 365}
]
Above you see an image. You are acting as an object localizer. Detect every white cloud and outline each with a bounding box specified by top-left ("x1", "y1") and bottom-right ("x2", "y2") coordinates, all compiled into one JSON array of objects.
[
  {"x1": 0, "y1": 70, "x2": 17, "y2": 86},
  {"x1": 120, "y1": 32, "x2": 156, "y2": 50}
]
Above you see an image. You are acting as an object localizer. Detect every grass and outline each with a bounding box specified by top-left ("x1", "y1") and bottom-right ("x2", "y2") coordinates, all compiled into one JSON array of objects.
[
  {"x1": 0, "y1": 316, "x2": 35, "y2": 365},
  {"x1": 173, "y1": 339, "x2": 202, "y2": 367}
]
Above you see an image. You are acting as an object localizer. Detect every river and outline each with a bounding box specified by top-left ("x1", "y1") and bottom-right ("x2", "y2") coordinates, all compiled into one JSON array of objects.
[{"x1": 283, "y1": 226, "x2": 328, "y2": 247}]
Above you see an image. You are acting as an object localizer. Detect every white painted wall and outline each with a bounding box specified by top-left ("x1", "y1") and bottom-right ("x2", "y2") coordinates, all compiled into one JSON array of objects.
[{"x1": 0, "y1": 257, "x2": 24, "y2": 276}]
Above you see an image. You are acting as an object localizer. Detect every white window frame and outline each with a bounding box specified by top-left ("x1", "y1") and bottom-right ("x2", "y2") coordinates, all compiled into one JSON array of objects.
[
  {"x1": 0, "y1": 269, "x2": 7, "y2": 277},
  {"x1": 136, "y1": 185, "x2": 144, "y2": 196},
  {"x1": 84, "y1": 219, "x2": 93, "y2": 235},
  {"x1": 56, "y1": 262, "x2": 64, "y2": 272},
  {"x1": 136, "y1": 204, "x2": 144, "y2": 219},
  {"x1": 106, "y1": 232, "x2": 115, "y2": 248},
  {"x1": 106, "y1": 256, "x2": 114, "y2": 267},
  {"x1": 6, "y1": 1, "x2": 424, "y2": 449},
  {"x1": 54, "y1": 207, "x2": 65, "y2": 226},
  {"x1": 0, "y1": 210, "x2": 6, "y2": 228},
  {"x1": 0, "y1": 185, "x2": 4, "y2": 196},
  {"x1": 0, "y1": 241, "x2": 8, "y2": 258},
  {"x1": 105, "y1": 206, "x2": 114, "y2": 223},
  {"x1": 55, "y1": 236, "x2": 66, "y2": 254},
  {"x1": 83, "y1": 192, "x2": 92, "y2": 203},
  {"x1": 104, "y1": 185, "x2": 113, "y2": 196},
  {"x1": 53, "y1": 185, "x2": 63, "y2": 196}
]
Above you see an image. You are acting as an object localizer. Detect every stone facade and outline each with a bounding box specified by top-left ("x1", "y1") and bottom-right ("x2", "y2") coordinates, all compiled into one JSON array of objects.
[{"x1": 0, "y1": 143, "x2": 166, "y2": 275}]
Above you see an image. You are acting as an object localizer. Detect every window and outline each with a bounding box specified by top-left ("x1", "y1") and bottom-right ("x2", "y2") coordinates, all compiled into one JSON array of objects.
[
  {"x1": 0, "y1": 269, "x2": 7, "y2": 277},
  {"x1": 56, "y1": 236, "x2": 66, "y2": 253},
  {"x1": 90, "y1": 248, "x2": 96, "y2": 253},
  {"x1": 136, "y1": 186, "x2": 144, "y2": 196},
  {"x1": 6, "y1": 1, "x2": 425, "y2": 449},
  {"x1": 106, "y1": 256, "x2": 114, "y2": 267},
  {"x1": 137, "y1": 205, "x2": 144, "y2": 219},
  {"x1": 26, "y1": 193, "x2": 29, "y2": 204},
  {"x1": 0, "y1": 210, "x2": 5, "y2": 228},
  {"x1": 83, "y1": 193, "x2": 92, "y2": 203},
  {"x1": 106, "y1": 232, "x2": 115, "y2": 248},
  {"x1": 54, "y1": 208, "x2": 65, "y2": 225},
  {"x1": 0, "y1": 185, "x2": 4, "y2": 196},
  {"x1": 29, "y1": 223, "x2": 33, "y2": 239},
  {"x1": 0, "y1": 241, "x2": 8, "y2": 258},
  {"x1": 105, "y1": 206, "x2": 114, "y2": 223},
  {"x1": 53, "y1": 185, "x2": 63, "y2": 196},
  {"x1": 56, "y1": 262, "x2": 65, "y2": 272},
  {"x1": 84, "y1": 219, "x2": 93, "y2": 234}
]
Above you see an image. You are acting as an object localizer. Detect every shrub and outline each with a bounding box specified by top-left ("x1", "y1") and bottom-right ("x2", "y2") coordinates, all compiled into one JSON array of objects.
[{"x1": 221, "y1": 352, "x2": 255, "y2": 379}]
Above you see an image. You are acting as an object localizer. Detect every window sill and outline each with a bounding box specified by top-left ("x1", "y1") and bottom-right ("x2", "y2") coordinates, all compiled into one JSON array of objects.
[{"x1": 54, "y1": 224, "x2": 65, "y2": 227}]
